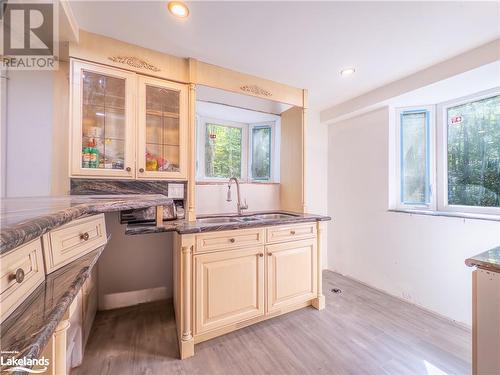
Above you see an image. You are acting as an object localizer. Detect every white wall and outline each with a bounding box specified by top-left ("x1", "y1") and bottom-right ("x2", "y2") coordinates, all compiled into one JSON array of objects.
[
  {"x1": 4, "y1": 71, "x2": 54, "y2": 197},
  {"x1": 327, "y1": 107, "x2": 500, "y2": 325},
  {"x1": 306, "y1": 110, "x2": 329, "y2": 269},
  {"x1": 196, "y1": 183, "x2": 279, "y2": 215},
  {"x1": 98, "y1": 213, "x2": 173, "y2": 309}
]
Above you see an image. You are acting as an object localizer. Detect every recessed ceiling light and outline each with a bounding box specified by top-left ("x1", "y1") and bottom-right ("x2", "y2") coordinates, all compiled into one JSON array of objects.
[
  {"x1": 168, "y1": 1, "x2": 189, "y2": 18},
  {"x1": 340, "y1": 68, "x2": 355, "y2": 77}
]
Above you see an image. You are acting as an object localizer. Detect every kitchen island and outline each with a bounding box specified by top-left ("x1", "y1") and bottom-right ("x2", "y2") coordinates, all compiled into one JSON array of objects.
[{"x1": 466, "y1": 246, "x2": 500, "y2": 375}]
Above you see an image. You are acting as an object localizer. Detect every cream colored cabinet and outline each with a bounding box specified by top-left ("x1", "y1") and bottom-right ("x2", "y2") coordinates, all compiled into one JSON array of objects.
[
  {"x1": 137, "y1": 76, "x2": 188, "y2": 180},
  {"x1": 70, "y1": 60, "x2": 136, "y2": 178},
  {"x1": 194, "y1": 246, "x2": 265, "y2": 335},
  {"x1": 175, "y1": 222, "x2": 323, "y2": 359},
  {"x1": 70, "y1": 59, "x2": 188, "y2": 180},
  {"x1": 266, "y1": 238, "x2": 317, "y2": 313}
]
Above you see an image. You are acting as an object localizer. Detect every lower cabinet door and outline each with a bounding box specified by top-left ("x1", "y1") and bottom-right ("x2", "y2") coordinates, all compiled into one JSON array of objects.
[
  {"x1": 195, "y1": 247, "x2": 265, "y2": 335},
  {"x1": 266, "y1": 238, "x2": 317, "y2": 313}
]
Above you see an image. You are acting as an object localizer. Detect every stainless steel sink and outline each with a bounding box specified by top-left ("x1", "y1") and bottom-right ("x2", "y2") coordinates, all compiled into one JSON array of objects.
[
  {"x1": 196, "y1": 217, "x2": 241, "y2": 224},
  {"x1": 253, "y1": 213, "x2": 298, "y2": 220},
  {"x1": 197, "y1": 212, "x2": 298, "y2": 224}
]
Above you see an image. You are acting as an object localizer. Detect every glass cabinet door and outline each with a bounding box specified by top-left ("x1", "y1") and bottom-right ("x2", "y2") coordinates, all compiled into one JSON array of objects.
[
  {"x1": 71, "y1": 60, "x2": 136, "y2": 178},
  {"x1": 137, "y1": 76, "x2": 188, "y2": 179}
]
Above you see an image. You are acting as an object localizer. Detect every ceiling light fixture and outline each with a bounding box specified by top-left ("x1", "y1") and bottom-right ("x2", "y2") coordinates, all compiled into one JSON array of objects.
[
  {"x1": 168, "y1": 1, "x2": 189, "y2": 18},
  {"x1": 340, "y1": 68, "x2": 355, "y2": 77}
]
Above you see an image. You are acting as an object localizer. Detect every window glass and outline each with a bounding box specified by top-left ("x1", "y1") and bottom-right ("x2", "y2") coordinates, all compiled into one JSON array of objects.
[
  {"x1": 447, "y1": 95, "x2": 500, "y2": 207},
  {"x1": 251, "y1": 126, "x2": 271, "y2": 180},
  {"x1": 204, "y1": 123, "x2": 242, "y2": 178},
  {"x1": 401, "y1": 111, "x2": 429, "y2": 204}
]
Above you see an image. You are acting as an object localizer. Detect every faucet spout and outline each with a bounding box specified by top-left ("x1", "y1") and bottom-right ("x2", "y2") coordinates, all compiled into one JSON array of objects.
[{"x1": 228, "y1": 177, "x2": 248, "y2": 215}]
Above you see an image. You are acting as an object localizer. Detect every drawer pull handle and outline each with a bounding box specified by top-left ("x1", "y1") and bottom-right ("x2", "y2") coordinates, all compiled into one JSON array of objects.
[
  {"x1": 126, "y1": 167, "x2": 131, "y2": 172},
  {"x1": 258, "y1": 253, "x2": 264, "y2": 257},
  {"x1": 139, "y1": 168, "x2": 145, "y2": 173},
  {"x1": 80, "y1": 232, "x2": 90, "y2": 241},
  {"x1": 9, "y1": 268, "x2": 25, "y2": 284},
  {"x1": 290, "y1": 230, "x2": 296, "y2": 235},
  {"x1": 229, "y1": 238, "x2": 236, "y2": 243},
  {"x1": 268, "y1": 252, "x2": 273, "y2": 256}
]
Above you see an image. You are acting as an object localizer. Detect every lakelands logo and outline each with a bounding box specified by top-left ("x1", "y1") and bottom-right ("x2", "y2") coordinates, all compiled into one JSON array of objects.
[
  {"x1": 0, "y1": 0, "x2": 59, "y2": 70},
  {"x1": 1, "y1": 351, "x2": 49, "y2": 373}
]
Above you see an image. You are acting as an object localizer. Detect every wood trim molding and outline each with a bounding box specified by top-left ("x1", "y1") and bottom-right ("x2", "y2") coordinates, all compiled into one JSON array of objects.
[
  {"x1": 240, "y1": 85, "x2": 272, "y2": 97},
  {"x1": 108, "y1": 56, "x2": 161, "y2": 72}
]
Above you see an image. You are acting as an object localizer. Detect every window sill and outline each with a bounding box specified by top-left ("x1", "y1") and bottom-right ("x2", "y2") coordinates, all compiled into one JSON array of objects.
[
  {"x1": 388, "y1": 209, "x2": 500, "y2": 222},
  {"x1": 196, "y1": 180, "x2": 280, "y2": 185}
]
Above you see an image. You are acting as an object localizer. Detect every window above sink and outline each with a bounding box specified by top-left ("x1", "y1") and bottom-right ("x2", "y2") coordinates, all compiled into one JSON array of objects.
[{"x1": 196, "y1": 101, "x2": 281, "y2": 183}]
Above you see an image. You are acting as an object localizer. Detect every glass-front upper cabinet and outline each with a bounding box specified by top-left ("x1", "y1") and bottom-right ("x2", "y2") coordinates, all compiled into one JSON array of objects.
[
  {"x1": 71, "y1": 60, "x2": 136, "y2": 178},
  {"x1": 137, "y1": 76, "x2": 188, "y2": 179}
]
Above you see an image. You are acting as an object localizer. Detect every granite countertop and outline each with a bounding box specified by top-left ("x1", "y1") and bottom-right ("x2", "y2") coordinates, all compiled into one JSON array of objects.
[
  {"x1": 465, "y1": 246, "x2": 500, "y2": 272},
  {"x1": 0, "y1": 243, "x2": 105, "y2": 374},
  {"x1": 126, "y1": 211, "x2": 331, "y2": 235},
  {"x1": 0, "y1": 194, "x2": 172, "y2": 254}
]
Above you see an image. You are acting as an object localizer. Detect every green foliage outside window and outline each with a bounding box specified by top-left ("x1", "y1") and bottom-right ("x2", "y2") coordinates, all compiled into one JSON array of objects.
[
  {"x1": 205, "y1": 123, "x2": 242, "y2": 178},
  {"x1": 447, "y1": 95, "x2": 500, "y2": 207}
]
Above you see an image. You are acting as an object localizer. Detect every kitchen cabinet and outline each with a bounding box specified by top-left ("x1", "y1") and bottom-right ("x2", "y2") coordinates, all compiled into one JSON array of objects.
[
  {"x1": 174, "y1": 222, "x2": 325, "y2": 359},
  {"x1": 137, "y1": 76, "x2": 188, "y2": 179},
  {"x1": 266, "y1": 238, "x2": 317, "y2": 313},
  {"x1": 70, "y1": 59, "x2": 188, "y2": 180},
  {"x1": 70, "y1": 60, "x2": 136, "y2": 178},
  {"x1": 194, "y1": 247, "x2": 265, "y2": 334}
]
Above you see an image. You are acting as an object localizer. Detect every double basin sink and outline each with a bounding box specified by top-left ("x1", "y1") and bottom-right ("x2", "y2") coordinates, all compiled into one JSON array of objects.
[{"x1": 197, "y1": 212, "x2": 299, "y2": 224}]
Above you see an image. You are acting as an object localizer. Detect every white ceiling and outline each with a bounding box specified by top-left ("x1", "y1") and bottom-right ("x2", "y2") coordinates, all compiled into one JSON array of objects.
[{"x1": 69, "y1": 1, "x2": 500, "y2": 110}]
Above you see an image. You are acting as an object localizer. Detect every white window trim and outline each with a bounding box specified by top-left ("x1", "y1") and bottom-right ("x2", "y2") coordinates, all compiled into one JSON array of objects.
[
  {"x1": 196, "y1": 116, "x2": 279, "y2": 183},
  {"x1": 394, "y1": 105, "x2": 436, "y2": 211},
  {"x1": 436, "y1": 87, "x2": 500, "y2": 216}
]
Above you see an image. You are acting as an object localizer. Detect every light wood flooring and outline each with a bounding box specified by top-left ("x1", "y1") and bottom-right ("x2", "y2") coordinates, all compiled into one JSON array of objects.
[{"x1": 72, "y1": 271, "x2": 471, "y2": 375}]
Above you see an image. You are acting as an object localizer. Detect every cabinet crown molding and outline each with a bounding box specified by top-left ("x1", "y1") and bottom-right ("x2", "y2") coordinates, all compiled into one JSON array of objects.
[
  {"x1": 240, "y1": 84, "x2": 272, "y2": 97},
  {"x1": 108, "y1": 56, "x2": 161, "y2": 72}
]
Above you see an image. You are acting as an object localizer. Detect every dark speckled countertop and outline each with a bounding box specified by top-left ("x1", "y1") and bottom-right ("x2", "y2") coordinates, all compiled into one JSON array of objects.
[
  {"x1": 0, "y1": 195, "x2": 172, "y2": 254},
  {"x1": 465, "y1": 246, "x2": 500, "y2": 272},
  {"x1": 126, "y1": 211, "x2": 331, "y2": 235},
  {"x1": 0, "y1": 243, "x2": 105, "y2": 374}
]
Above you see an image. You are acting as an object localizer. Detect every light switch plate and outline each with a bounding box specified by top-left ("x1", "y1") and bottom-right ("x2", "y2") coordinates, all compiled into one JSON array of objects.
[{"x1": 168, "y1": 183, "x2": 184, "y2": 199}]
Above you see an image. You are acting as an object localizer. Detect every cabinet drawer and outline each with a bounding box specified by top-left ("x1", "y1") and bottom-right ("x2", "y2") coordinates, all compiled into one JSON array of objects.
[
  {"x1": 195, "y1": 228, "x2": 265, "y2": 253},
  {"x1": 266, "y1": 223, "x2": 316, "y2": 244},
  {"x1": 43, "y1": 214, "x2": 107, "y2": 274},
  {"x1": 0, "y1": 239, "x2": 45, "y2": 323}
]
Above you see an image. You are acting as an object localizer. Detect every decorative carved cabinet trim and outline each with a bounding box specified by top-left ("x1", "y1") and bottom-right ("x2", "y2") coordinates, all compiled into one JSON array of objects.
[
  {"x1": 108, "y1": 56, "x2": 161, "y2": 72},
  {"x1": 240, "y1": 84, "x2": 272, "y2": 97}
]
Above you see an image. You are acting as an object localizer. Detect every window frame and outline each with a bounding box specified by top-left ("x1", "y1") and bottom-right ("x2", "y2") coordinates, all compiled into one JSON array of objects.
[
  {"x1": 196, "y1": 116, "x2": 278, "y2": 183},
  {"x1": 395, "y1": 105, "x2": 436, "y2": 211},
  {"x1": 249, "y1": 122, "x2": 276, "y2": 182},
  {"x1": 436, "y1": 87, "x2": 500, "y2": 215}
]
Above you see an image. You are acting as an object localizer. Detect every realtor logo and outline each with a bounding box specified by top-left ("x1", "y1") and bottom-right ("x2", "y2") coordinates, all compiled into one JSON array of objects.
[{"x1": 1, "y1": 0, "x2": 59, "y2": 69}]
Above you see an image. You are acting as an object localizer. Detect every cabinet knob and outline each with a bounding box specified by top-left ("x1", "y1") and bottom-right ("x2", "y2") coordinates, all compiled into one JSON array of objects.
[
  {"x1": 290, "y1": 230, "x2": 296, "y2": 235},
  {"x1": 139, "y1": 168, "x2": 145, "y2": 173},
  {"x1": 126, "y1": 167, "x2": 131, "y2": 172},
  {"x1": 9, "y1": 268, "x2": 25, "y2": 284},
  {"x1": 258, "y1": 253, "x2": 264, "y2": 257},
  {"x1": 229, "y1": 238, "x2": 235, "y2": 243},
  {"x1": 268, "y1": 252, "x2": 272, "y2": 256},
  {"x1": 80, "y1": 232, "x2": 90, "y2": 241}
]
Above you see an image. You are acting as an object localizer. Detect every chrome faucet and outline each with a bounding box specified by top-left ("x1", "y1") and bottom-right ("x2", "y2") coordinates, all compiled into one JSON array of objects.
[{"x1": 227, "y1": 177, "x2": 248, "y2": 215}]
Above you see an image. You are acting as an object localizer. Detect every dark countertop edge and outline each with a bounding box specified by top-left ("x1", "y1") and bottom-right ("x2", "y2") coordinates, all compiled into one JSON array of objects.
[
  {"x1": 3, "y1": 242, "x2": 106, "y2": 374},
  {"x1": 125, "y1": 215, "x2": 332, "y2": 236},
  {"x1": 0, "y1": 195, "x2": 171, "y2": 255},
  {"x1": 465, "y1": 259, "x2": 500, "y2": 273}
]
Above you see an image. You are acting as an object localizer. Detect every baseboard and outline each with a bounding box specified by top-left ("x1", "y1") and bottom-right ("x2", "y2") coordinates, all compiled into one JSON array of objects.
[
  {"x1": 323, "y1": 269, "x2": 472, "y2": 330},
  {"x1": 99, "y1": 286, "x2": 170, "y2": 311}
]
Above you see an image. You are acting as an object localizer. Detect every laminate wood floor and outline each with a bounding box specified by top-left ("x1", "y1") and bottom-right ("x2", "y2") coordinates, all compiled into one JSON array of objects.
[{"x1": 72, "y1": 271, "x2": 471, "y2": 375}]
